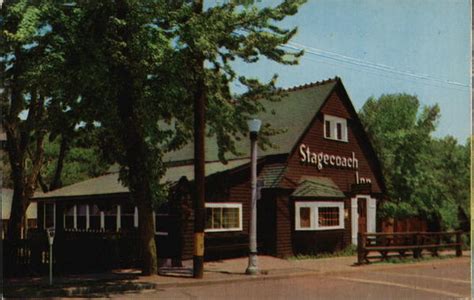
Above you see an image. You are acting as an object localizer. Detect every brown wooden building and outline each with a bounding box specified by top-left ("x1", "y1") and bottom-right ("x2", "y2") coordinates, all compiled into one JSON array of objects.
[{"x1": 33, "y1": 77, "x2": 386, "y2": 259}]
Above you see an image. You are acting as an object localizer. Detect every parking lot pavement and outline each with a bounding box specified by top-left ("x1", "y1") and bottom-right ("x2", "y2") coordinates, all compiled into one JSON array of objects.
[{"x1": 115, "y1": 257, "x2": 470, "y2": 299}]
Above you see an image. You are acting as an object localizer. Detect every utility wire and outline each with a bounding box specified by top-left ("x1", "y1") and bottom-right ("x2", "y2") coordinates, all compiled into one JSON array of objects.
[
  {"x1": 283, "y1": 41, "x2": 470, "y2": 90},
  {"x1": 295, "y1": 52, "x2": 469, "y2": 93}
]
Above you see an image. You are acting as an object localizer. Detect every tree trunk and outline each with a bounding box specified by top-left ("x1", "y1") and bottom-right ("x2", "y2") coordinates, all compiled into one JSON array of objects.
[
  {"x1": 7, "y1": 187, "x2": 28, "y2": 240},
  {"x1": 113, "y1": 0, "x2": 159, "y2": 275},
  {"x1": 5, "y1": 89, "x2": 46, "y2": 240},
  {"x1": 137, "y1": 196, "x2": 158, "y2": 275},
  {"x1": 49, "y1": 134, "x2": 69, "y2": 191}
]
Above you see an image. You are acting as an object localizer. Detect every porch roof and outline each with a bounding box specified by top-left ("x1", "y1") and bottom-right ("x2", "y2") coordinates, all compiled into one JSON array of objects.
[{"x1": 291, "y1": 176, "x2": 345, "y2": 198}]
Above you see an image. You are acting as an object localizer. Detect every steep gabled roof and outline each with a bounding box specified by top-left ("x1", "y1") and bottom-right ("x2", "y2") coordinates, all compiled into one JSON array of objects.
[
  {"x1": 163, "y1": 78, "x2": 339, "y2": 163},
  {"x1": 34, "y1": 76, "x2": 387, "y2": 200}
]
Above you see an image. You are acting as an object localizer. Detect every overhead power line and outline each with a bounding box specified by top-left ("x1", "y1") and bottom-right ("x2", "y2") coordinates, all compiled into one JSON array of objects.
[{"x1": 283, "y1": 41, "x2": 470, "y2": 90}]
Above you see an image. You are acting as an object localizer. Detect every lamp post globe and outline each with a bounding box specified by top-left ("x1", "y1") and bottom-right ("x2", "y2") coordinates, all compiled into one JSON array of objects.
[
  {"x1": 246, "y1": 118, "x2": 261, "y2": 275},
  {"x1": 247, "y1": 118, "x2": 262, "y2": 133}
]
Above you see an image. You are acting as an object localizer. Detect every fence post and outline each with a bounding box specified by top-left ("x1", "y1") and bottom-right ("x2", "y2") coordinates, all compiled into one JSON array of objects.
[
  {"x1": 357, "y1": 233, "x2": 366, "y2": 265},
  {"x1": 455, "y1": 231, "x2": 462, "y2": 257},
  {"x1": 413, "y1": 232, "x2": 420, "y2": 259}
]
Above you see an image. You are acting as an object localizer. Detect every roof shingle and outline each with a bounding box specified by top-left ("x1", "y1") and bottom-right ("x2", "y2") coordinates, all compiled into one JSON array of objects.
[
  {"x1": 163, "y1": 79, "x2": 338, "y2": 163},
  {"x1": 291, "y1": 177, "x2": 345, "y2": 198}
]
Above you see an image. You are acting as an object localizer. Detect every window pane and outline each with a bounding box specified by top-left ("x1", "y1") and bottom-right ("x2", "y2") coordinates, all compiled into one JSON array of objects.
[
  {"x1": 212, "y1": 208, "x2": 221, "y2": 228},
  {"x1": 205, "y1": 205, "x2": 241, "y2": 231},
  {"x1": 121, "y1": 204, "x2": 135, "y2": 230},
  {"x1": 104, "y1": 205, "x2": 117, "y2": 231},
  {"x1": 222, "y1": 208, "x2": 239, "y2": 229},
  {"x1": 325, "y1": 120, "x2": 331, "y2": 138},
  {"x1": 45, "y1": 204, "x2": 55, "y2": 228},
  {"x1": 77, "y1": 204, "x2": 87, "y2": 229},
  {"x1": 336, "y1": 123, "x2": 342, "y2": 140},
  {"x1": 89, "y1": 205, "x2": 100, "y2": 229},
  {"x1": 122, "y1": 204, "x2": 135, "y2": 215},
  {"x1": 155, "y1": 213, "x2": 160, "y2": 232},
  {"x1": 299, "y1": 207, "x2": 311, "y2": 228},
  {"x1": 318, "y1": 207, "x2": 340, "y2": 227},
  {"x1": 206, "y1": 208, "x2": 213, "y2": 229},
  {"x1": 64, "y1": 205, "x2": 74, "y2": 229}
]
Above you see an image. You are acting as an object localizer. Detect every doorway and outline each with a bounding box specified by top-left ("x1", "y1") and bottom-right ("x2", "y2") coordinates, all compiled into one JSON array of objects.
[
  {"x1": 357, "y1": 197, "x2": 367, "y2": 235},
  {"x1": 351, "y1": 195, "x2": 376, "y2": 245}
]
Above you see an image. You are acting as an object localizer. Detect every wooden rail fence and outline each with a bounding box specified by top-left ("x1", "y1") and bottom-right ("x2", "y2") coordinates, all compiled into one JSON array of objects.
[{"x1": 357, "y1": 231, "x2": 463, "y2": 265}]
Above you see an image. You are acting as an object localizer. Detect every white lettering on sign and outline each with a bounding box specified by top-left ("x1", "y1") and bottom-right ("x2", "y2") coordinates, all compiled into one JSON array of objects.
[
  {"x1": 355, "y1": 171, "x2": 371, "y2": 184},
  {"x1": 299, "y1": 144, "x2": 358, "y2": 170}
]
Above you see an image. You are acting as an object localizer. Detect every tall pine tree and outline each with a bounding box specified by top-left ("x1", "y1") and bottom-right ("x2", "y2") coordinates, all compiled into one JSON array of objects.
[{"x1": 74, "y1": 0, "x2": 306, "y2": 275}]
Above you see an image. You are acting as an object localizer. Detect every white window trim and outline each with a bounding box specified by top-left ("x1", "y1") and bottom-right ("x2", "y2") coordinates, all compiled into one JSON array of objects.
[
  {"x1": 351, "y1": 195, "x2": 377, "y2": 245},
  {"x1": 73, "y1": 205, "x2": 77, "y2": 229},
  {"x1": 324, "y1": 115, "x2": 348, "y2": 142},
  {"x1": 116, "y1": 204, "x2": 121, "y2": 232},
  {"x1": 205, "y1": 202, "x2": 243, "y2": 233},
  {"x1": 100, "y1": 211, "x2": 105, "y2": 230},
  {"x1": 295, "y1": 201, "x2": 344, "y2": 231},
  {"x1": 134, "y1": 206, "x2": 139, "y2": 228}
]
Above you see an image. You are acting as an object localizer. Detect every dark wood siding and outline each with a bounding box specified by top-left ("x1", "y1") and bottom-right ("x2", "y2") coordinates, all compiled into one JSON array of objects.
[
  {"x1": 275, "y1": 192, "x2": 293, "y2": 257},
  {"x1": 257, "y1": 190, "x2": 277, "y2": 255},
  {"x1": 274, "y1": 86, "x2": 383, "y2": 255},
  {"x1": 284, "y1": 88, "x2": 383, "y2": 194}
]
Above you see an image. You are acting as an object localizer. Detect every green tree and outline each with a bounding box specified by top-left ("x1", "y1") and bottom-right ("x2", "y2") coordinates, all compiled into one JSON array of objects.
[
  {"x1": 427, "y1": 137, "x2": 470, "y2": 230},
  {"x1": 38, "y1": 130, "x2": 110, "y2": 191},
  {"x1": 2, "y1": 130, "x2": 110, "y2": 191},
  {"x1": 1, "y1": 0, "x2": 73, "y2": 239},
  {"x1": 74, "y1": 0, "x2": 306, "y2": 275},
  {"x1": 359, "y1": 94, "x2": 469, "y2": 230},
  {"x1": 359, "y1": 94, "x2": 439, "y2": 212}
]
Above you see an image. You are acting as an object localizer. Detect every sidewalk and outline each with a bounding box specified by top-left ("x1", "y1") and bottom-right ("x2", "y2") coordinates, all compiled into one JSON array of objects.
[{"x1": 3, "y1": 251, "x2": 470, "y2": 297}]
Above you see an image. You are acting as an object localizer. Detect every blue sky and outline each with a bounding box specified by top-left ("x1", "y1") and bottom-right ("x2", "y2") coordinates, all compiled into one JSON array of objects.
[{"x1": 229, "y1": 0, "x2": 471, "y2": 141}]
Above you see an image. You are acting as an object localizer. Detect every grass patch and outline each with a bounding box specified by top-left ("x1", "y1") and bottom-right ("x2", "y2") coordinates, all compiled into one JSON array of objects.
[{"x1": 288, "y1": 245, "x2": 357, "y2": 261}]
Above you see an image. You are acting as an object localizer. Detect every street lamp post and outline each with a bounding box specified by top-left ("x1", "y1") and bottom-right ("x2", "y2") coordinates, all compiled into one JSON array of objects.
[{"x1": 246, "y1": 118, "x2": 261, "y2": 275}]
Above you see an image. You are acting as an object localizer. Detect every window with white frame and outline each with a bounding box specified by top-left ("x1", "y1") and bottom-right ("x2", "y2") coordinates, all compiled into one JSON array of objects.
[
  {"x1": 44, "y1": 203, "x2": 56, "y2": 229},
  {"x1": 205, "y1": 203, "x2": 242, "y2": 232},
  {"x1": 295, "y1": 201, "x2": 344, "y2": 230},
  {"x1": 121, "y1": 203, "x2": 136, "y2": 230},
  {"x1": 77, "y1": 204, "x2": 88, "y2": 229},
  {"x1": 89, "y1": 205, "x2": 101, "y2": 230},
  {"x1": 64, "y1": 205, "x2": 75, "y2": 229},
  {"x1": 104, "y1": 205, "x2": 118, "y2": 231},
  {"x1": 324, "y1": 115, "x2": 348, "y2": 142}
]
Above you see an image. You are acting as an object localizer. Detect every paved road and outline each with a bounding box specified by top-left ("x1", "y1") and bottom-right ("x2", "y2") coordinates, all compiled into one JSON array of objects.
[{"x1": 114, "y1": 259, "x2": 470, "y2": 299}]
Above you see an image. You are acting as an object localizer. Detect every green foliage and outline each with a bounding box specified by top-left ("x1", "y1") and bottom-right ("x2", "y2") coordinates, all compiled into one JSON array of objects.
[
  {"x1": 359, "y1": 94, "x2": 469, "y2": 230},
  {"x1": 41, "y1": 133, "x2": 109, "y2": 188},
  {"x1": 68, "y1": 0, "x2": 307, "y2": 206}
]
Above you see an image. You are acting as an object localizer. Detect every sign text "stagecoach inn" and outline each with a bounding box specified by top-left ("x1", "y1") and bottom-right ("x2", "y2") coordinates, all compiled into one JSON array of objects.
[{"x1": 299, "y1": 144, "x2": 358, "y2": 170}]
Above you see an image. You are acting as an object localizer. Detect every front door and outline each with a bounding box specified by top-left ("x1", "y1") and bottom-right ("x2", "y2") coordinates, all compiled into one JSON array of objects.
[{"x1": 357, "y1": 198, "x2": 367, "y2": 234}]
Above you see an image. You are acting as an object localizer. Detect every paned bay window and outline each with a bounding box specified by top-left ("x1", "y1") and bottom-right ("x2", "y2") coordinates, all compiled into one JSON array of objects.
[{"x1": 295, "y1": 201, "x2": 344, "y2": 231}]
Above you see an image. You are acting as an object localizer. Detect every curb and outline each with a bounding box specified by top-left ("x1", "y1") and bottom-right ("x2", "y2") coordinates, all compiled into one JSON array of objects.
[
  {"x1": 66, "y1": 282, "x2": 157, "y2": 297},
  {"x1": 4, "y1": 281, "x2": 157, "y2": 298},
  {"x1": 5, "y1": 255, "x2": 469, "y2": 297},
  {"x1": 150, "y1": 255, "x2": 470, "y2": 289},
  {"x1": 152, "y1": 270, "x2": 321, "y2": 289}
]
